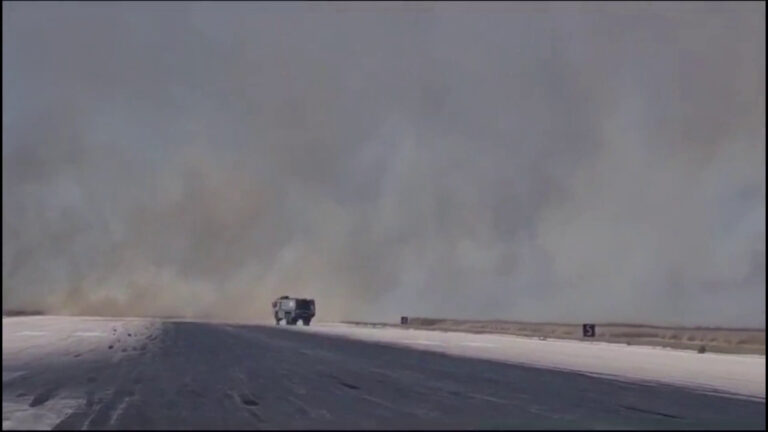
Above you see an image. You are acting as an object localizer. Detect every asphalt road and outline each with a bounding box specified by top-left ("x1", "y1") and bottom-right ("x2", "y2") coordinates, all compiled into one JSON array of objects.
[{"x1": 2, "y1": 316, "x2": 765, "y2": 429}]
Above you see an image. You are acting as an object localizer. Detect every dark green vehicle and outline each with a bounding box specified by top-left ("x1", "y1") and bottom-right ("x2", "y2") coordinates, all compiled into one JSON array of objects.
[{"x1": 272, "y1": 296, "x2": 316, "y2": 326}]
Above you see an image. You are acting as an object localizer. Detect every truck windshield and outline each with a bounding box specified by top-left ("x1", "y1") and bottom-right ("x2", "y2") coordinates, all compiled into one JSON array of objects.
[{"x1": 295, "y1": 300, "x2": 313, "y2": 310}]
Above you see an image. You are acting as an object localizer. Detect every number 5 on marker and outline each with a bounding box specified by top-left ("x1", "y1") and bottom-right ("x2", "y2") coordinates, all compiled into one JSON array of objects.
[{"x1": 583, "y1": 324, "x2": 596, "y2": 338}]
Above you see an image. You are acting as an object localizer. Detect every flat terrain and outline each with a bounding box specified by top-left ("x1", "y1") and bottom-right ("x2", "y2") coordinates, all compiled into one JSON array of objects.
[
  {"x1": 310, "y1": 323, "x2": 765, "y2": 399},
  {"x1": 2, "y1": 316, "x2": 765, "y2": 430},
  {"x1": 343, "y1": 318, "x2": 766, "y2": 355}
]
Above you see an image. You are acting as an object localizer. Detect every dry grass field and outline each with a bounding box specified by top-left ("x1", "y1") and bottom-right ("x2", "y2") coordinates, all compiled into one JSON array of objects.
[{"x1": 345, "y1": 318, "x2": 765, "y2": 355}]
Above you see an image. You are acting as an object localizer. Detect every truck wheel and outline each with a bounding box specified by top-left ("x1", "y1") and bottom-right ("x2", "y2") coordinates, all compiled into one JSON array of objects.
[
  {"x1": 302, "y1": 318, "x2": 311, "y2": 326},
  {"x1": 288, "y1": 319, "x2": 297, "y2": 326}
]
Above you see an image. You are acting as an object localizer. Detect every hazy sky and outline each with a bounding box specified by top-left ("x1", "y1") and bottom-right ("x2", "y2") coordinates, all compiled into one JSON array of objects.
[{"x1": 3, "y1": 2, "x2": 765, "y2": 326}]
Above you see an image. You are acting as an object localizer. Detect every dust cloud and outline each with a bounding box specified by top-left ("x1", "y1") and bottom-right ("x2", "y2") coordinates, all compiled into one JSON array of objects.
[{"x1": 2, "y1": 2, "x2": 764, "y2": 326}]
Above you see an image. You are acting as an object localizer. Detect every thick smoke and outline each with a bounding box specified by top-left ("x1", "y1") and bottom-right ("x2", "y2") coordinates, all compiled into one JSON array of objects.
[{"x1": 2, "y1": 2, "x2": 765, "y2": 326}]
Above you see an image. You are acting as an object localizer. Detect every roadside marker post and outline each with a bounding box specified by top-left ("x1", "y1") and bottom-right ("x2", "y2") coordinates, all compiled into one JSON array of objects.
[{"x1": 583, "y1": 323, "x2": 596, "y2": 338}]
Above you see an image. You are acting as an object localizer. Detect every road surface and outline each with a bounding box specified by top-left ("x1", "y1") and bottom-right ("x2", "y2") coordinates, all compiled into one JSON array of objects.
[
  {"x1": 305, "y1": 323, "x2": 766, "y2": 399},
  {"x1": 3, "y1": 316, "x2": 765, "y2": 429}
]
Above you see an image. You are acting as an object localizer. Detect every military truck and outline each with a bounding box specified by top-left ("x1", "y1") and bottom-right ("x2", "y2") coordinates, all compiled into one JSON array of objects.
[{"x1": 272, "y1": 296, "x2": 315, "y2": 326}]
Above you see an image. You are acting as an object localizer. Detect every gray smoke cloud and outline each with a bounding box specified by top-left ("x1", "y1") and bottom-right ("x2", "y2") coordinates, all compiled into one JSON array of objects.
[{"x1": 2, "y1": 2, "x2": 765, "y2": 326}]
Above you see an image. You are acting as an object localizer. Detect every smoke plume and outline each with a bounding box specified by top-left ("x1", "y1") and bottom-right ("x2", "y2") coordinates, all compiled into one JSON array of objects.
[{"x1": 3, "y1": 2, "x2": 765, "y2": 326}]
